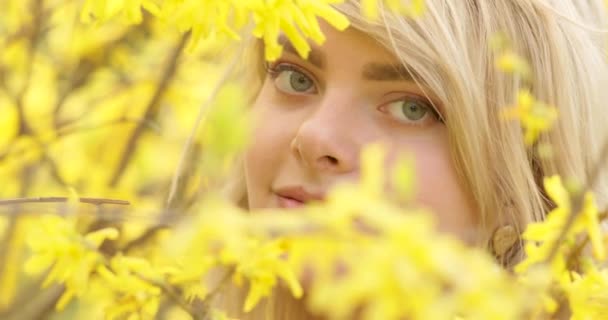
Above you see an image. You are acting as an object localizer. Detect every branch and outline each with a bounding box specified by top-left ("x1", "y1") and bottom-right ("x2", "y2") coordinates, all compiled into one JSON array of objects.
[
  {"x1": 14, "y1": 0, "x2": 45, "y2": 136},
  {"x1": 0, "y1": 197, "x2": 129, "y2": 206},
  {"x1": 136, "y1": 274, "x2": 202, "y2": 320},
  {"x1": 166, "y1": 35, "x2": 247, "y2": 205},
  {"x1": 545, "y1": 137, "x2": 608, "y2": 262},
  {"x1": 122, "y1": 224, "x2": 167, "y2": 252},
  {"x1": 185, "y1": 267, "x2": 236, "y2": 320},
  {"x1": 566, "y1": 210, "x2": 608, "y2": 268},
  {"x1": 52, "y1": 25, "x2": 144, "y2": 129},
  {"x1": 109, "y1": 33, "x2": 189, "y2": 187},
  {"x1": 200, "y1": 267, "x2": 236, "y2": 314},
  {"x1": 2, "y1": 285, "x2": 65, "y2": 320},
  {"x1": 0, "y1": 164, "x2": 34, "y2": 312},
  {"x1": 56, "y1": 117, "x2": 161, "y2": 138},
  {"x1": 125, "y1": 34, "x2": 250, "y2": 252}
]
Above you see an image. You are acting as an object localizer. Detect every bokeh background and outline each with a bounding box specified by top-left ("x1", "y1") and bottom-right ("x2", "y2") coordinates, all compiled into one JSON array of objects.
[{"x1": 0, "y1": 1, "x2": 242, "y2": 318}]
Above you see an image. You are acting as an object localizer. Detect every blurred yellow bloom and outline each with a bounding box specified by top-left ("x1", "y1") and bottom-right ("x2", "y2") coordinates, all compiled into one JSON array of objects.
[
  {"x1": 201, "y1": 84, "x2": 250, "y2": 177},
  {"x1": 360, "y1": 143, "x2": 386, "y2": 198},
  {"x1": 250, "y1": 0, "x2": 350, "y2": 61},
  {"x1": 495, "y1": 51, "x2": 530, "y2": 78},
  {"x1": 581, "y1": 193, "x2": 606, "y2": 261},
  {"x1": 0, "y1": 217, "x2": 27, "y2": 309},
  {"x1": 232, "y1": 239, "x2": 303, "y2": 312},
  {"x1": 362, "y1": 0, "x2": 426, "y2": 19},
  {"x1": 96, "y1": 255, "x2": 172, "y2": 319},
  {"x1": 4, "y1": 1, "x2": 607, "y2": 319},
  {"x1": 516, "y1": 175, "x2": 605, "y2": 278},
  {"x1": 81, "y1": 1, "x2": 350, "y2": 60},
  {"x1": 211, "y1": 309, "x2": 239, "y2": 320},
  {"x1": 566, "y1": 263, "x2": 608, "y2": 320},
  {"x1": 165, "y1": 198, "x2": 303, "y2": 312},
  {"x1": 502, "y1": 90, "x2": 558, "y2": 145},
  {"x1": 24, "y1": 215, "x2": 119, "y2": 310},
  {"x1": 391, "y1": 154, "x2": 415, "y2": 201},
  {"x1": 81, "y1": 0, "x2": 161, "y2": 24}
]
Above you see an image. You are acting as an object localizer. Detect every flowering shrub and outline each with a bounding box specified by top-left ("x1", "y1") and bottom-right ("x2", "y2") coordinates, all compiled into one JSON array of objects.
[{"x1": 0, "y1": 1, "x2": 606, "y2": 319}]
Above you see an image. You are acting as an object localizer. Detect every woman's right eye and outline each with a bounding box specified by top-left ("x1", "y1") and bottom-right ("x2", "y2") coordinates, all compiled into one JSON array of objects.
[{"x1": 267, "y1": 63, "x2": 317, "y2": 94}]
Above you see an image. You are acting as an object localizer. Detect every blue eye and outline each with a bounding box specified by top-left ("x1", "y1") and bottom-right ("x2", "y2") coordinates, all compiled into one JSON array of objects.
[
  {"x1": 382, "y1": 98, "x2": 442, "y2": 125},
  {"x1": 266, "y1": 63, "x2": 317, "y2": 94}
]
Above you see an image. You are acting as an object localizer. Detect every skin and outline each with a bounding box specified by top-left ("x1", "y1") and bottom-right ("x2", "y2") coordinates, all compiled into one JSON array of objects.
[{"x1": 244, "y1": 21, "x2": 478, "y2": 243}]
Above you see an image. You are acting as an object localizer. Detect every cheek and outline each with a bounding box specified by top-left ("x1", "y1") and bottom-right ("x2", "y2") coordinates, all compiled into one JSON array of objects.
[
  {"x1": 243, "y1": 88, "x2": 294, "y2": 208},
  {"x1": 389, "y1": 137, "x2": 478, "y2": 242}
]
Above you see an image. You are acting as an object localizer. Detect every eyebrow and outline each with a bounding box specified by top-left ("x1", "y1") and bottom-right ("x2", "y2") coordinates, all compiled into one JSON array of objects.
[
  {"x1": 362, "y1": 63, "x2": 416, "y2": 82},
  {"x1": 278, "y1": 35, "x2": 417, "y2": 82}
]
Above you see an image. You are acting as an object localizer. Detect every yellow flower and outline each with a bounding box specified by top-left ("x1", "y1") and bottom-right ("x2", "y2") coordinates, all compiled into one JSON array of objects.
[
  {"x1": 80, "y1": 0, "x2": 350, "y2": 58},
  {"x1": 502, "y1": 90, "x2": 558, "y2": 145},
  {"x1": 565, "y1": 263, "x2": 608, "y2": 320},
  {"x1": 232, "y1": 238, "x2": 303, "y2": 312},
  {"x1": 96, "y1": 255, "x2": 163, "y2": 320},
  {"x1": 24, "y1": 215, "x2": 119, "y2": 310},
  {"x1": 579, "y1": 192, "x2": 606, "y2": 261},
  {"x1": 211, "y1": 309, "x2": 239, "y2": 320},
  {"x1": 495, "y1": 51, "x2": 530, "y2": 77},
  {"x1": 250, "y1": 0, "x2": 350, "y2": 61},
  {"x1": 391, "y1": 154, "x2": 416, "y2": 201},
  {"x1": 80, "y1": 0, "x2": 161, "y2": 24},
  {"x1": 515, "y1": 176, "x2": 569, "y2": 274},
  {"x1": 516, "y1": 175, "x2": 605, "y2": 283},
  {"x1": 362, "y1": 0, "x2": 426, "y2": 20},
  {"x1": 165, "y1": 197, "x2": 302, "y2": 312}
]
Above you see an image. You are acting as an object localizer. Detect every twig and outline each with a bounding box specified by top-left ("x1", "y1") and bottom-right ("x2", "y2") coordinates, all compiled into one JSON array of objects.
[
  {"x1": 39, "y1": 147, "x2": 70, "y2": 188},
  {"x1": 52, "y1": 25, "x2": 143, "y2": 129},
  {"x1": 122, "y1": 224, "x2": 168, "y2": 252},
  {"x1": 56, "y1": 117, "x2": 161, "y2": 138},
  {"x1": 194, "y1": 267, "x2": 237, "y2": 320},
  {"x1": 3, "y1": 285, "x2": 65, "y2": 320},
  {"x1": 566, "y1": 210, "x2": 608, "y2": 268},
  {"x1": 201, "y1": 267, "x2": 236, "y2": 307},
  {"x1": 0, "y1": 116, "x2": 158, "y2": 164},
  {"x1": 166, "y1": 35, "x2": 247, "y2": 205},
  {"x1": 0, "y1": 197, "x2": 130, "y2": 206},
  {"x1": 0, "y1": 216, "x2": 19, "y2": 309},
  {"x1": 13, "y1": 0, "x2": 45, "y2": 136},
  {"x1": 545, "y1": 138, "x2": 608, "y2": 262},
  {"x1": 109, "y1": 33, "x2": 189, "y2": 187},
  {"x1": 137, "y1": 274, "x2": 202, "y2": 320},
  {"x1": 0, "y1": 165, "x2": 34, "y2": 313},
  {"x1": 126, "y1": 32, "x2": 251, "y2": 253}
]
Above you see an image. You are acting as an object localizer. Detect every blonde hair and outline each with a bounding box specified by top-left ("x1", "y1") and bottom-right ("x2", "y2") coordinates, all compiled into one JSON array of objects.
[{"x1": 219, "y1": 0, "x2": 608, "y2": 318}]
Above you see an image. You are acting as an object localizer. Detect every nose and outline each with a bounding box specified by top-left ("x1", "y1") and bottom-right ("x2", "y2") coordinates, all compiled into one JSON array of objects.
[{"x1": 291, "y1": 98, "x2": 359, "y2": 174}]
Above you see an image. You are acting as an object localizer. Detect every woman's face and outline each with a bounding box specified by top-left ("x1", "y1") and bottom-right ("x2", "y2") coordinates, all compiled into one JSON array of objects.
[{"x1": 244, "y1": 22, "x2": 478, "y2": 242}]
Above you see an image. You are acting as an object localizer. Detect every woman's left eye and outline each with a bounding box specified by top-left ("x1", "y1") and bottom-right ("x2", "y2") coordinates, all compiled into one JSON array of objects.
[{"x1": 380, "y1": 98, "x2": 442, "y2": 125}]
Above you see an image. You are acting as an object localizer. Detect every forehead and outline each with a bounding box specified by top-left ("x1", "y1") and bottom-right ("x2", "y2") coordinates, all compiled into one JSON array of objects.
[
  {"x1": 294, "y1": 20, "x2": 398, "y2": 65},
  {"x1": 277, "y1": 21, "x2": 418, "y2": 82}
]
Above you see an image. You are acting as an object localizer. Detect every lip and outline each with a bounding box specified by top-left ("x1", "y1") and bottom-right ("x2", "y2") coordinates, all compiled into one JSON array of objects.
[{"x1": 274, "y1": 186, "x2": 325, "y2": 209}]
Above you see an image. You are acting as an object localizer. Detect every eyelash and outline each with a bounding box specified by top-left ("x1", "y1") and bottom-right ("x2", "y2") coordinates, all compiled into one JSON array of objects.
[
  {"x1": 265, "y1": 62, "x2": 319, "y2": 91},
  {"x1": 379, "y1": 96, "x2": 445, "y2": 126},
  {"x1": 263, "y1": 61, "x2": 445, "y2": 124}
]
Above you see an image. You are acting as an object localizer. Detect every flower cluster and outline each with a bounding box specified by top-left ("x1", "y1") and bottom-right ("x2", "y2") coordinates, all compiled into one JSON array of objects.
[
  {"x1": 80, "y1": 0, "x2": 350, "y2": 60},
  {"x1": 0, "y1": 0, "x2": 607, "y2": 319},
  {"x1": 17, "y1": 146, "x2": 550, "y2": 320},
  {"x1": 24, "y1": 214, "x2": 119, "y2": 310},
  {"x1": 515, "y1": 175, "x2": 608, "y2": 318},
  {"x1": 502, "y1": 90, "x2": 558, "y2": 146}
]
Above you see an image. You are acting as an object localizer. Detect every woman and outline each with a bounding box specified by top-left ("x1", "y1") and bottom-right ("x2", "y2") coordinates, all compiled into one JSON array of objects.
[{"x1": 220, "y1": 0, "x2": 608, "y2": 318}]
